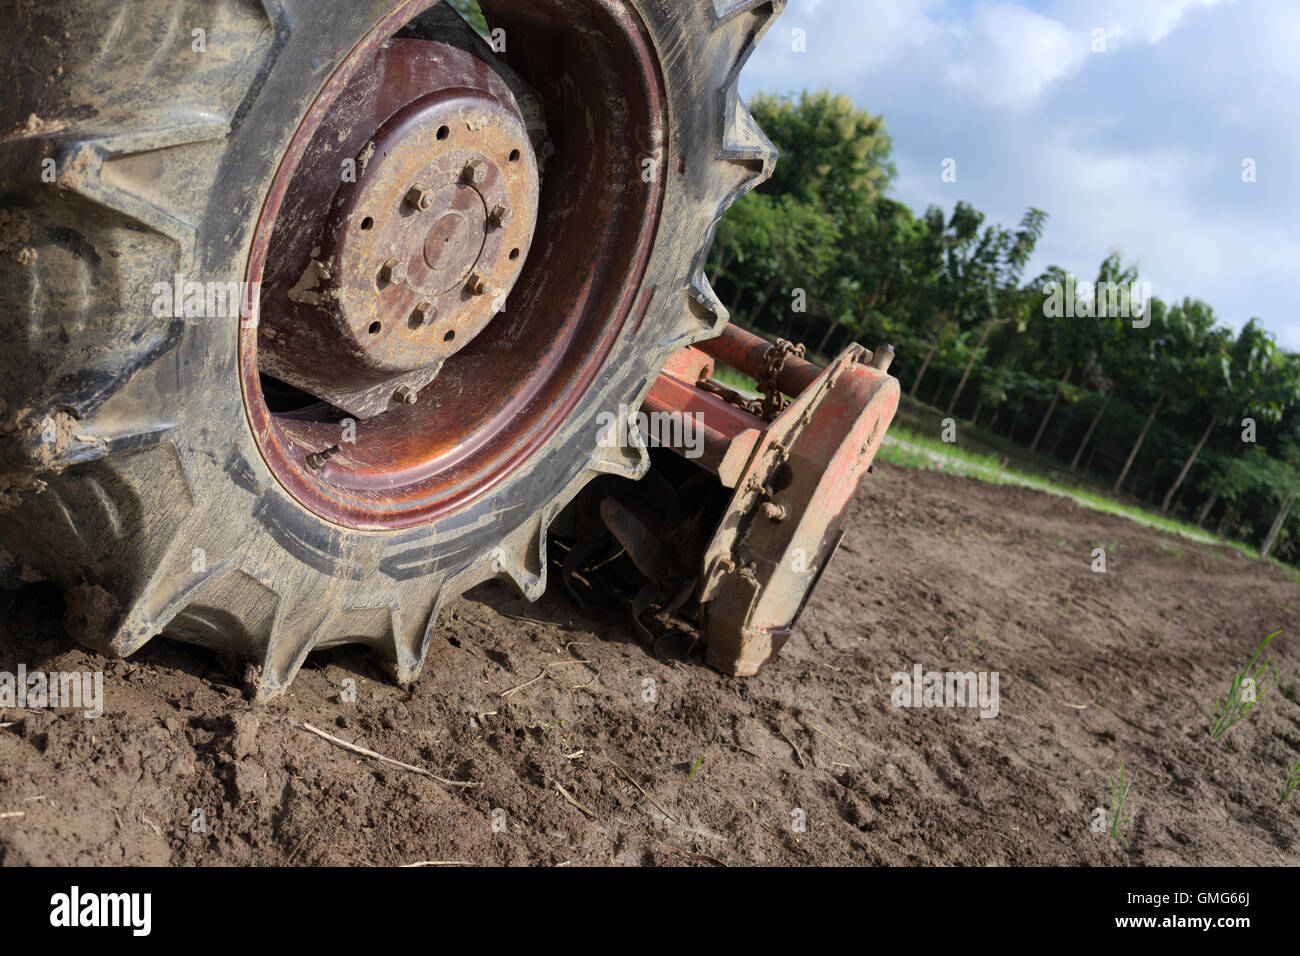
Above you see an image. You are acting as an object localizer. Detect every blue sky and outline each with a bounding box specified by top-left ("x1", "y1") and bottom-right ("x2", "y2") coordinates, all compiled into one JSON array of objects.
[{"x1": 740, "y1": 0, "x2": 1299, "y2": 347}]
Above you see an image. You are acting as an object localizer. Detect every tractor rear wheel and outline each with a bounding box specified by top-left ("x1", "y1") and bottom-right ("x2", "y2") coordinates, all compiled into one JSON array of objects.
[{"x1": 0, "y1": 0, "x2": 783, "y2": 697}]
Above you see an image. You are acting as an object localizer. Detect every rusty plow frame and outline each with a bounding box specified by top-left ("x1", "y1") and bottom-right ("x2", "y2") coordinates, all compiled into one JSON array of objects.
[{"x1": 559, "y1": 324, "x2": 900, "y2": 675}]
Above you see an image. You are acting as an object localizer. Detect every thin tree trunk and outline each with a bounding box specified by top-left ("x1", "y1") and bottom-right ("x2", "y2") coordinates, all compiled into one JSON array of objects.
[
  {"x1": 815, "y1": 318, "x2": 839, "y2": 356},
  {"x1": 1048, "y1": 417, "x2": 1068, "y2": 457},
  {"x1": 791, "y1": 309, "x2": 823, "y2": 347},
  {"x1": 824, "y1": 324, "x2": 852, "y2": 358},
  {"x1": 910, "y1": 342, "x2": 938, "y2": 398},
  {"x1": 1008, "y1": 404, "x2": 1021, "y2": 441},
  {"x1": 778, "y1": 303, "x2": 801, "y2": 339},
  {"x1": 1031, "y1": 365, "x2": 1073, "y2": 452},
  {"x1": 1071, "y1": 389, "x2": 1113, "y2": 470},
  {"x1": 1161, "y1": 416, "x2": 1216, "y2": 513},
  {"x1": 971, "y1": 399, "x2": 983, "y2": 426},
  {"x1": 1195, "y1": 490, "x2": 1219, "y2": 529},
  {"x1": 931, "y1": 373, "x2": 946, "y2": 407},
  {"x1": 749, "y1": 272, "x2": 783, "y2": 331},
  {"x1": 946, "y1": 320, "x2": 995, "y2": 416},
  {"x1": 1113, "y1": 388, "x2": 1168, "y2": 493},
  {"x1": 1261, "y1": 490, "x2": 1297, "y2": 558}
]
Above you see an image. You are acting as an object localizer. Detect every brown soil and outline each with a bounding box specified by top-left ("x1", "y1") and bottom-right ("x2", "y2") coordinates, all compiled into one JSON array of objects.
[{"x1": 2, "y1": 465, "x2": 1299, "y2": 866}]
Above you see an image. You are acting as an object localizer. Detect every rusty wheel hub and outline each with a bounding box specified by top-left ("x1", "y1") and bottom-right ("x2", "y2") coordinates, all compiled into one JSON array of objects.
[
  {"x1": 242, "y1": 1, "x2": 667, "y2": 530},
  {"x1": 259, "y1": 40, "x2": 539, "y2": 419}
]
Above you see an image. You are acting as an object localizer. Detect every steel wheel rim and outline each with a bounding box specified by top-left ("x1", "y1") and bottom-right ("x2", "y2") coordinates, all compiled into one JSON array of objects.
[{"x1": 242, "y1": 0, "x2": 667, "y2": 530}]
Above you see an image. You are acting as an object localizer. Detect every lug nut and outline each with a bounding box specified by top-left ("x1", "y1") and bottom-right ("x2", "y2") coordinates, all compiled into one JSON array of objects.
[
  {"x1": 393, "y1": 385, "x2": 418, "y2": 406},
  {"x1": 760, "y1": 501, "x2": 788, "y2": 521},
  {"x1": 405, "y1": 183, "x2": 436, "y2": 211},
  {"x1": 466, "y1": 272, "x2": 489, "y2": 296},
  {"x1": 461, "y1": 160, "x2": 487, "y2": 186},
  {"x1": 488, "y1": 204, "x2": 513, "y2": 228},
  {"x1": 379, "y1": 258, "x2": 406, "y2": 285},
  {"x1": 410, "y1": 301, "x2": 436, "y2": 327}
]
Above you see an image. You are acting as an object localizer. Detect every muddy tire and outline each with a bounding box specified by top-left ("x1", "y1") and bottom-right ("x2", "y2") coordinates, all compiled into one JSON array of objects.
[{"x1": 0, "y1": 0, "x2": 782, "y2": 697}]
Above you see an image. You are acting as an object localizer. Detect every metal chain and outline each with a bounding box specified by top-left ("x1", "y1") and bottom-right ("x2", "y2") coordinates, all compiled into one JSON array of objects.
[
  {"x1": 697, "y1": 375, "x2": 764, "y2": 417},
  {"x1": 692, "y1": 337, "x2": 807, "y2": 422},
  {"x1": 758, "y1": 338, "x2": 805, "y2": 421}
]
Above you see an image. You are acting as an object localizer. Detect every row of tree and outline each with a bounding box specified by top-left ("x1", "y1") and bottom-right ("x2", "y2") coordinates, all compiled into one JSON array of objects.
[{"x1": 711, "y1": 91, "x2": 1300, "y2": 561}]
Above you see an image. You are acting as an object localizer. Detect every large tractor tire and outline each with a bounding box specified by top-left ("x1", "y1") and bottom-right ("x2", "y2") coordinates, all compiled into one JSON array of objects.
[{"x1": 0, "y1": 0, "x2": 783, "y2": 698}]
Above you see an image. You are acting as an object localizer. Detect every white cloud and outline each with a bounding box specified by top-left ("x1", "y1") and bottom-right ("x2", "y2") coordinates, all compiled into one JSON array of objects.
[
  {"x1": 743, "y1": 0, "x2": 1299, "y2": 347},
  {"x1": 945, "y1": 4, "x2": 1087, "y2": 110},
  {"x1": 744, "y1": 0, "x2": 942, "y2": 90},
  {"x1": 1051, "y1": 0, "x2": 1236, "y2": 47}
]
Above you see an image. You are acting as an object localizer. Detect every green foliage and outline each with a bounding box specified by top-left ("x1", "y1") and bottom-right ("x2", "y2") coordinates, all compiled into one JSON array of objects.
[
  {"x1": 1282, "y1": 760, "x2": 1300, "y2": 803},
  {"x1": 447, "y1": 0, "x2": 488, "y2": 34},
  {"x1": 712, "y1": 85, "x2": 1300, "y2": 560},
  {"x1": 688, "y1": 733, "x2": 718, "y2": 780},
  {"x1": 1209, "y1": 630, "x2": 1281, "y2": 741},
  {"x1": 1281, "y1": 759, "x2": 1300, "y2": 803},
  {"x1": 750, "y1": 90, "x2": 895, "y2": 209}
]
